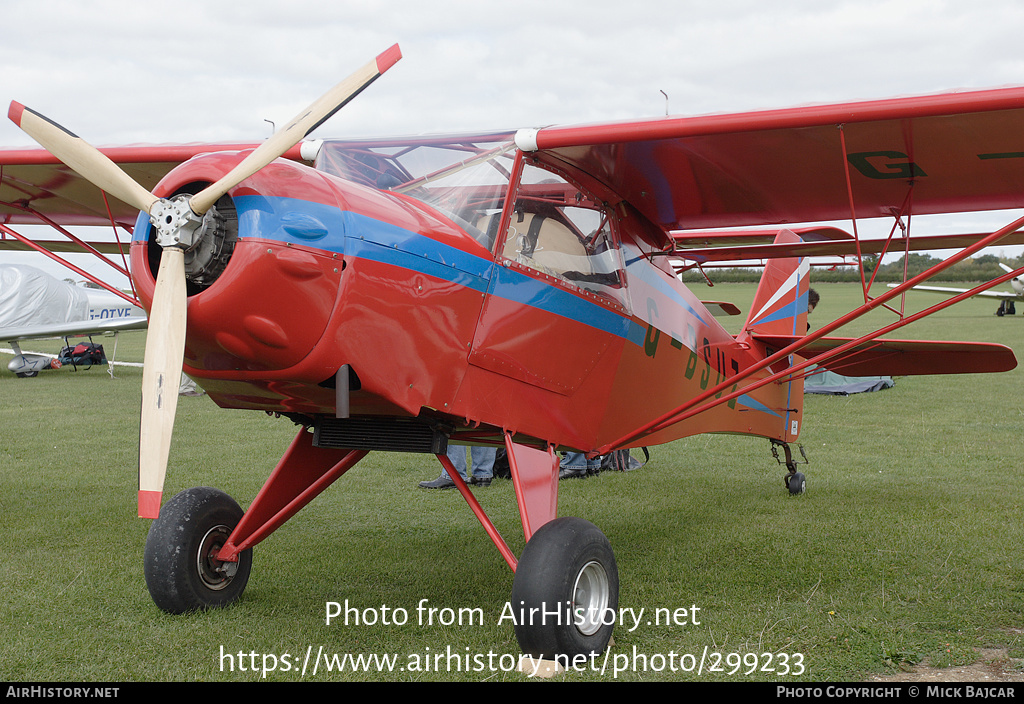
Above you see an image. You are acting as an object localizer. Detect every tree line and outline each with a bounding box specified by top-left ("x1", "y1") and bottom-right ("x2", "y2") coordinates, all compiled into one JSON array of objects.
[{"x1": 679, "y1": 253, "x2": 1024, "y2": 284}]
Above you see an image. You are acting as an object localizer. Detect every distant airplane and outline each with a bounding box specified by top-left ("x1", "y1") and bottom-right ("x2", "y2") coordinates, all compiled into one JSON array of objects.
[
  {"x1": 887, "y1": 263, "x2": 1024, "y2": 315},
  {"x1": 1, "y1": 263, "x2": 146, "y2": 376}
]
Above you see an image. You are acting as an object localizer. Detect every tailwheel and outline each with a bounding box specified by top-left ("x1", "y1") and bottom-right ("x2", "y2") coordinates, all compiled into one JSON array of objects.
[
  {"x1": 786, "y1": 471, "x2": 807, "y2": 495},
  {"x1": 772, "y1": 440, "x2": 808, "y2": 495},
  {"x1": 510, "y1": 517, "x2": 618, "y2": 661},
  {"x1": 143, "y1": 487, "x2": 252, "y2": 614}
]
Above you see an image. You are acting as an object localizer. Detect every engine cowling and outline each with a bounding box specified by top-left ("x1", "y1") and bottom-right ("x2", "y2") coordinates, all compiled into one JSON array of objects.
[{"x1": 130, "y1": 152, "x2": 346, "y2": 375}]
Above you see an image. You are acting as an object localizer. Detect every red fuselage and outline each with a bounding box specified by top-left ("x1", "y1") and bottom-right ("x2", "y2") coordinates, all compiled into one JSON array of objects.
[{"x1": 129, "y1": 140, "x2": 803, "y2": 453}]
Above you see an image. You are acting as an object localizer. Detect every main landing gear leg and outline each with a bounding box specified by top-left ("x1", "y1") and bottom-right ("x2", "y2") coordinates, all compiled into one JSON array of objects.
[
  {"x1": 771, "y1": 439, "x2": 808, "y2": 495},
  {"x1": 502, "y1": 434, "x2": 619, "y2": 671},
  {"x1": 143, "y1": 428, "x2": 368, "y2": 613}
]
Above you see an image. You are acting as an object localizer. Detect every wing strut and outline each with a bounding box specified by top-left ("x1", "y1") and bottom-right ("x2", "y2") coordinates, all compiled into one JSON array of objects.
[
  {"x1": 838, "y1": 124, "x2": 924, "y2": 312},
  {"x1": 0, "y1": 221, "x2": 138, "y2": 306},
  {"x1": 599, "y1": 212, "x2": 1024, "y2": 454}
]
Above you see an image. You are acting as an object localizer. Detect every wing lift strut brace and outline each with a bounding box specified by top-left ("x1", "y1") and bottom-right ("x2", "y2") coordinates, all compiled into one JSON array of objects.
[
  {"x1": 0, "y1": 195, "x2": 139, "y2": 306},
  {"x1": 600, "y1": 153, "x2": 1024, "y2": 455}
]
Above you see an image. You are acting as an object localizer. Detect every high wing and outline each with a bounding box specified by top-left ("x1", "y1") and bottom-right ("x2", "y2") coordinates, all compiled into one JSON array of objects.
[
  {"x1": 9, "y1": 87, "x2": 1024, "y2": 248},
  {"x1": 0, "y1": 142, "x2": 309, "y2": 228},
  {"x1": 2, "y1": 315, "x2": 147, "y2": 343},
  {"x1": 518, "y1": 86, "x2": 1024, "y2": 238}
]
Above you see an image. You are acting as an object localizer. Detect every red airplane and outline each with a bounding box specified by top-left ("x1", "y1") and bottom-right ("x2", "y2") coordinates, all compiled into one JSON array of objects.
[{"x1": 3, "y1": 44, "x2": 1024, "y2": 663}]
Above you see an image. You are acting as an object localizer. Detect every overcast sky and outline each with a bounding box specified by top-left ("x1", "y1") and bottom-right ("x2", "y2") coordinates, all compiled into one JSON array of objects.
[{"x1": 4, "y1": 0, "x2": 1024, "y2": 282}]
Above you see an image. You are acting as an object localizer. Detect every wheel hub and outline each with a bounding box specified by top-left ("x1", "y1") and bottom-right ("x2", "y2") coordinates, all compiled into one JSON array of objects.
[
  {"x1": 196, "y1": 524, "x2": 238, "y2": 590},
  {"x1": 572, "y1": 560, "x2": 611, "y2": 636}
]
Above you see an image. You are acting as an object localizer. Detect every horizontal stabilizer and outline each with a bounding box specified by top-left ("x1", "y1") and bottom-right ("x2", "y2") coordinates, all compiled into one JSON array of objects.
[
  {"x1": 702, "y1": 300, "x2": 741, "y2": 317},
  {"x1": 753, "y1": 334, "x2": 1017, "y2": 376}
]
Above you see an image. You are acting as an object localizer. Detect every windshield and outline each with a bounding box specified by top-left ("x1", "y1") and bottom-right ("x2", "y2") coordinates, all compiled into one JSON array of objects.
[{"x1": 316, "y1": 135, "x2": 516, "y2": 250}]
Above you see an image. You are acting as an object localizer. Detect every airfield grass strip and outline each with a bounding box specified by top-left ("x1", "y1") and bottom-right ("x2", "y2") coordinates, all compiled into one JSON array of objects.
[{"x1": 0, "y1": 283, "x2": 1022, "y2": 681}]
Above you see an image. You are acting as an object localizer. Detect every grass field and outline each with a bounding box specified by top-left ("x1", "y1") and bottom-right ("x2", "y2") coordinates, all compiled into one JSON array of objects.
[{"x1": 1, "y1": 282, "x2": 1022, "y2": 681}]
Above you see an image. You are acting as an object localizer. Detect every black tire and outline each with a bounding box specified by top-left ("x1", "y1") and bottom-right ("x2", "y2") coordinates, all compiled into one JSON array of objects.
[
  {"x1": 143, "y1": 487, "x2": 252, "y2": 614},
  {"x1": 787, "y1": 472, "x2": 807, "y2": 495},
  {"x1": 510, "y1": 517, "x2": 618, "y2": 661}
]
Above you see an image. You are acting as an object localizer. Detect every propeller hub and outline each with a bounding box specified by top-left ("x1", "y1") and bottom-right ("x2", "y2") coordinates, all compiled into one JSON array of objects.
[{"x1": 150, "y1": 195, "x2": 204, "y2": 249}]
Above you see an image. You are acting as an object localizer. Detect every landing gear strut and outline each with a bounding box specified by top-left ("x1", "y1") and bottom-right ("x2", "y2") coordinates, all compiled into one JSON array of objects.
[{"x1": 771, "y1": 440, "x2": 808, "y2": 495}]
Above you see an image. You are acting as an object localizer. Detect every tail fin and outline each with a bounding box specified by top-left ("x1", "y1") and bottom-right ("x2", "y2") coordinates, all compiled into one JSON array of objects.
[
  {"x1": 738, "y1": 229, "x2": 810, "y2": 441},
  {"x1": 742, "y1": 229, "x2": 811, "y2": 340}
]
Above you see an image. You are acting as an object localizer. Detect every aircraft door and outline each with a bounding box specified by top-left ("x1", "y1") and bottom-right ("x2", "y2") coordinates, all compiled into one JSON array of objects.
[{"x1": 468, "y1": 164, "x2": 630, "y2": 395}]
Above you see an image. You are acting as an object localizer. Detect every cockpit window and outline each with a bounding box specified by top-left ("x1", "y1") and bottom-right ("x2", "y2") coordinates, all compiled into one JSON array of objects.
[
  {"x1": 503, "y1": 161, "x2": 628, "y2": 308},
  {"x1": 316, "y1": 138, "x2": 627, "y2": 307},
  {"x1": 316, "y1": 136, "x2": 516, "y2": 251}
]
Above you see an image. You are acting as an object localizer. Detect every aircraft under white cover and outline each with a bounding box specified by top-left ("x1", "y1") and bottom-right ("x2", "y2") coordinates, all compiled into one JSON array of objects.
[{"x1": 1, "y1": 263, "x2": 146, "y2": 376}]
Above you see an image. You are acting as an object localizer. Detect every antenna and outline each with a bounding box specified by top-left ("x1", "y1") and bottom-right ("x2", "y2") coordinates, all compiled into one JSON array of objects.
[{"x1": 660, "y1": 90, "x2": 669, "y2": 116}]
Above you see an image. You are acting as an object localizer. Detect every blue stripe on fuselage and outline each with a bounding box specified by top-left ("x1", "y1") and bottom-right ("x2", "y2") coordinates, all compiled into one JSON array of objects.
[
  {"x1": 135, "y1": 195, "x2": 691, "y2": 349},
  {"x1": 342, "y1": 214, "x2": 493, "y2": 293},
  {"x1": 229, "y1": 195, "x2": 634, "y2": 340},
  {"x1": 487, "y1": 263, "x2": 632, "y2": 339}
]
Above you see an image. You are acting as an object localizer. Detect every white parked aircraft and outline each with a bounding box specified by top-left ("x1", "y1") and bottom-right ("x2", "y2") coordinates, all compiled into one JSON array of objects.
[
  {"x1": 1, "y1": 263, "x2": 146, "y2": 376},
  {"x1": 888, "y1": 263, "x2": 1024, "y2": 316}
]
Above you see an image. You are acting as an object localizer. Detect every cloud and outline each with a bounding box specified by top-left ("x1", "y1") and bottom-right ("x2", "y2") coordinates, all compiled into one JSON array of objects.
[
  {"x1": 4, "y1": 0, "x2": 1024, "y2": 143},
  {"x1": 4, "y1": 0, "x2": 1024, "y2": 280}
]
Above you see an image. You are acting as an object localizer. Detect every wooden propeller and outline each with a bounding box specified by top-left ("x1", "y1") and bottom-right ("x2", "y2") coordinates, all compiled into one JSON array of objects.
[{"x1": 8, "y1": 44, "x2": 402, "y2": 518}]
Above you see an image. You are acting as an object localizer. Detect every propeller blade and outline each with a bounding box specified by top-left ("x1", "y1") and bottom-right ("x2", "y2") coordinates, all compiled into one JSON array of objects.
[
  {"x1": 12, "y1": 44, "x2": 403, "y2": 520},
  {"x1": 188, "y1": 43, "x2": 402, "y2": 216},
  {"x1": 137, "y1": 247, "x2": 187, "y2": 519},
  {"x1": 8, "y1": 101, "x2": 159, "y2": 214}
]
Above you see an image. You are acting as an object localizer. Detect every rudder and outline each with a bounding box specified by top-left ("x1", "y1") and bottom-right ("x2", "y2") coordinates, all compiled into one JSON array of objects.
[
  {"x1": 739, "y1": 229, "x2": 810, "y2": 441},
  {"x1": 742, "y1": 229, "x2": 811, "y2": 339}
]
